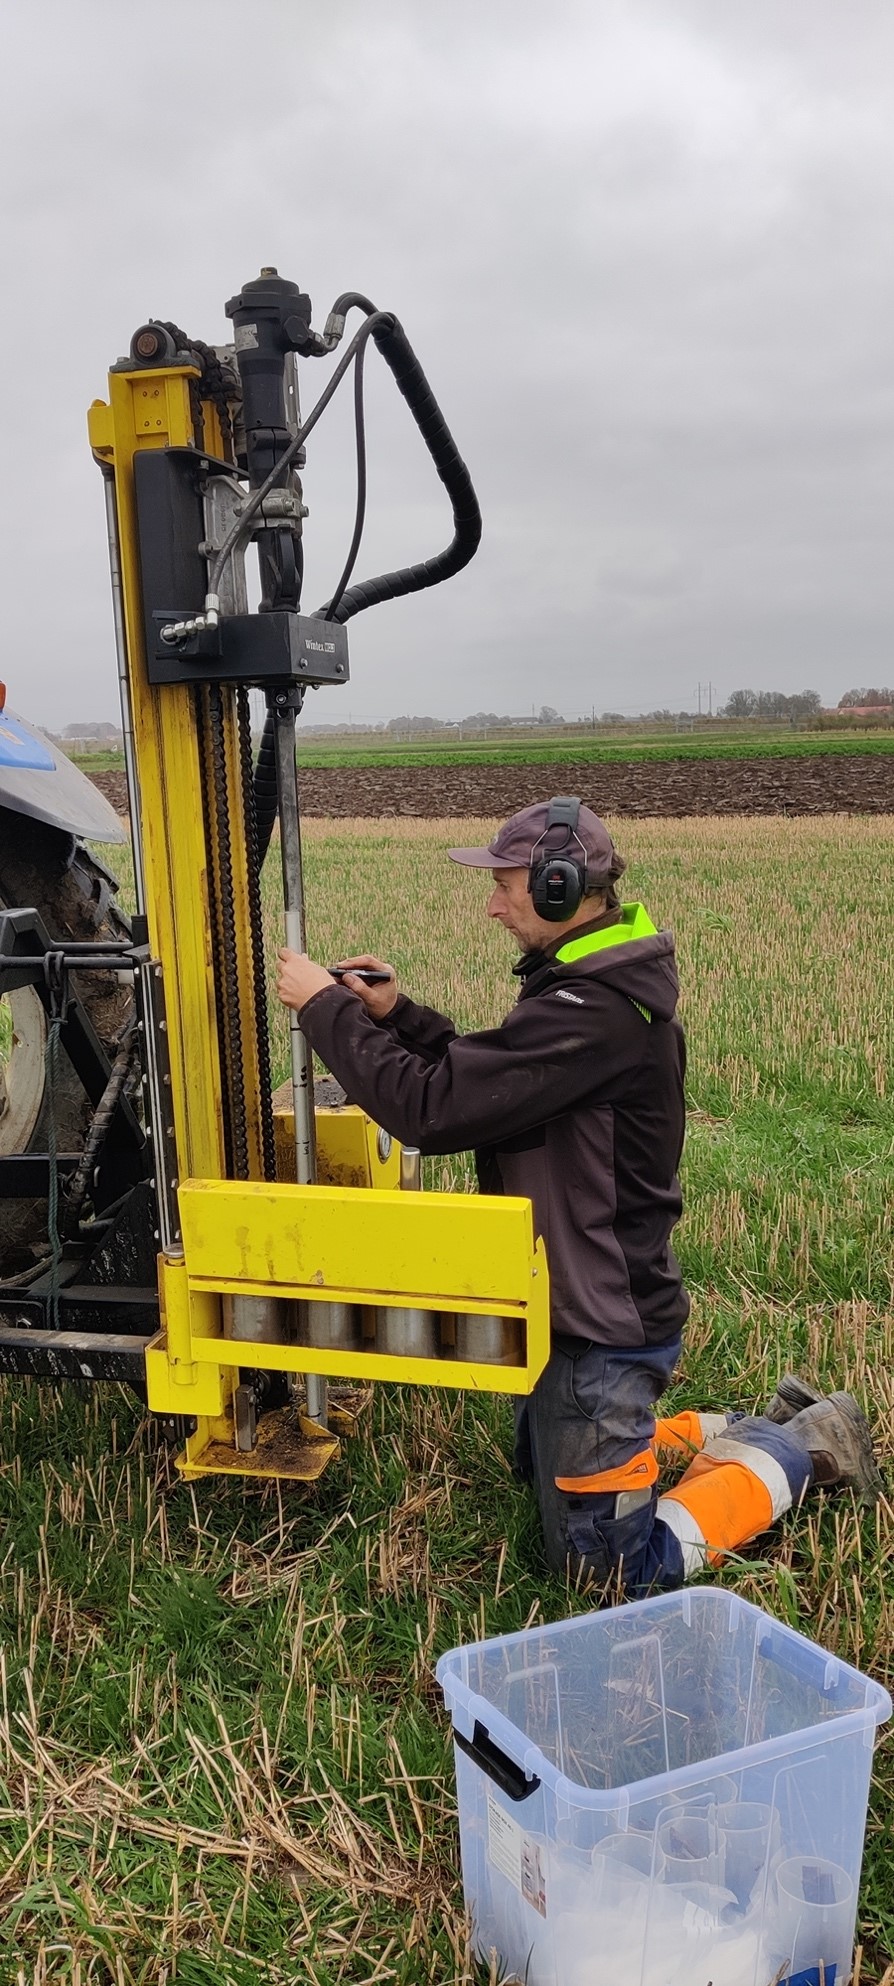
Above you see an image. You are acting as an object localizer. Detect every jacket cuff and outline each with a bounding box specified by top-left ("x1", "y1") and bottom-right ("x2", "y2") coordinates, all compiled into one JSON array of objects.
[{"x1": 298, "y1": 981, "x2": 351, "y2": 1036}]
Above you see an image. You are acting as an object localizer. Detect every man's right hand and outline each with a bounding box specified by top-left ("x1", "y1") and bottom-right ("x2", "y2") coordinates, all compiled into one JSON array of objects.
[{"x1": 334, "y1": 955, "x2": 399, "y2": 1020}]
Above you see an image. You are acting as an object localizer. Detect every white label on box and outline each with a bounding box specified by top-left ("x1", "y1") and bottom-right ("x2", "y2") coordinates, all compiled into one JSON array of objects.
[{"x1": 486, "y1": 1788, "x2": 547, "y2": 1918}]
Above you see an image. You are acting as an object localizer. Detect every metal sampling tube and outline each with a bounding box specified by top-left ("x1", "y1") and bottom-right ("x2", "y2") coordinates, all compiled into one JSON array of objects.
[
  {"x1": 271, "y1": 693, "x2": 327, "y2": 1426},
  {"x1": 297, "y1": 1300, "x2": 364, "y2": 1350},
  {"x1": 377, "y1": 1145, "x2": 441, "y2": 1357},
  {"x1": 102, "y1": 472, "x2": 147, "y2": 917},
  {"x1": 453, "y1": 1314, "x2": 523, "y2": 1364}
]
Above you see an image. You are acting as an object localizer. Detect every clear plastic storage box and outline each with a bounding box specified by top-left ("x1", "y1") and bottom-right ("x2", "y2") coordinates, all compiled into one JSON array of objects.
[{"x1": 436, "y1": 1588, "x2": 891, "y2": 1986}]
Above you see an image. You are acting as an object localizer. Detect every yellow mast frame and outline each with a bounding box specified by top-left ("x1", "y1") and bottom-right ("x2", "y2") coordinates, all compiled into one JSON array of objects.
[{"x1": 89, "y1": 358, "x2": 550, "y2": 1482}]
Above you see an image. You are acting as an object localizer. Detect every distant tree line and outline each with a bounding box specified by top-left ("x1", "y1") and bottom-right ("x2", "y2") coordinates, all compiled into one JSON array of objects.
[
  {"x1": 300, "y1": 688, "x2": 894, "y2": 739},
  {"x1": 383, "y1": 706, "x2": 565, "y2": 734},
  {"x1": 837, "y1": 687, "x2": 894, "y2": 708},
  {"x1": 723, "y1": 687, "x2": 894, "y2": 718},
  {"x1": 721, "y1": 689, "x2": 822, "y2": 721}
]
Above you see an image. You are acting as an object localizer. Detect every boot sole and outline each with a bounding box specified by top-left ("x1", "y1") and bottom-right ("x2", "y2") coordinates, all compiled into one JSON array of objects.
[
  {"x1": 827, "y1": 1392, "x2": 884, "y2": 1501},
  {"x1": 766, "y1": 1373, "x2": 823, "y2": 1423}
]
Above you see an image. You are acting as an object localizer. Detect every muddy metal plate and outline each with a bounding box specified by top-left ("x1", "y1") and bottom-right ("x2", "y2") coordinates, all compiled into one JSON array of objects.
[{"x1": 176, "y1": 1404, "x2": 339, "y2": 1481}]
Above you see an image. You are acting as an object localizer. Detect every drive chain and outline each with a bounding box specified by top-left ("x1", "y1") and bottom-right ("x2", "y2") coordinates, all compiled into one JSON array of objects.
[
  {"x1": 195, "y1": 689, "x2": 236, "y2": 1178},
  {"x1": 159, "y1": 321, "x2": 237, "y2": 461},
  {"x1": 207, "y1": 686, "x2": 250, "y2": 1180},
  {"x1": 237, "y1": 686, "x2": 277, "y2": 1181}
]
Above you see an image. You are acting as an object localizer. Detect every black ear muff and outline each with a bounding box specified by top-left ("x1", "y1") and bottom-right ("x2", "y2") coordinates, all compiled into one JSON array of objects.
[{"x1": 528, "y1": 796, "x2": 587, "y2": 922}]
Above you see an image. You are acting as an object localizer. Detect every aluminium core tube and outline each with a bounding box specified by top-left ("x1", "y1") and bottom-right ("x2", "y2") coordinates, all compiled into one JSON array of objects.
[{"x1": 377, "y1": 1144, "x2": 441, "y2": 1357}]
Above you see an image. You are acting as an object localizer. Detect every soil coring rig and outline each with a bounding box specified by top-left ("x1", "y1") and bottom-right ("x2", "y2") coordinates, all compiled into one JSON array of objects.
[{"x1": 0, "y1": 269, "x2": 549, "y2": 1479}]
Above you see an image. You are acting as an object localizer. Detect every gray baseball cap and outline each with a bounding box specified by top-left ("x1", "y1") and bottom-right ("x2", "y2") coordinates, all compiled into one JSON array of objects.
[{"x1": 449, "y1": 800, "x2": 616, "y2": 879}]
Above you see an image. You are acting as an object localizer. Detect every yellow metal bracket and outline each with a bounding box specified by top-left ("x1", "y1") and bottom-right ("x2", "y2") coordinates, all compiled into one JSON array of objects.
[
  {"x1": 161, "y1": 1178, "x2": 550, "y2": 1401},
  {"x1": 274, "y1": 1100, "x2": 400, "y2": 1190}
]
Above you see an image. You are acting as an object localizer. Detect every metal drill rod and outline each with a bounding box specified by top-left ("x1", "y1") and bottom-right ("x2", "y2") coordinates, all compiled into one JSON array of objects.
[
  {"x1": 103, "y1": 473, "x2": 147, "y2": 917},
  {"x1": 272, "y1": 701, "x2": 316, "y2": 1177},
  {"x1": 271, "y1": 697, "x2": 327, "y2": 1426}
]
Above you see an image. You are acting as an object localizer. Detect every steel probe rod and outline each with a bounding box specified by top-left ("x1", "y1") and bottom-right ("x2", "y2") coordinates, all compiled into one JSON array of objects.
[
  {"x1": 102, "y1": 473, "x2": 147, "y2": 917},
  {"x1": 271, "y1": 695, "x2": 327, "y2": 1426}
]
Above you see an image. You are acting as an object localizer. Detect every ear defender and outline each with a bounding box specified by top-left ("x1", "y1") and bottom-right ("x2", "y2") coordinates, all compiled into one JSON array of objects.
[{"x1": 528, "y1": 796, "x2": 587, "y2": 922}]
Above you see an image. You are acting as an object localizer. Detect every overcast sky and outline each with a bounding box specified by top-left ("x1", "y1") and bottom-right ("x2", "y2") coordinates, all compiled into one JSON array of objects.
[{"x1": 1, "y1": 0, "x2": 892, "y2": 726}]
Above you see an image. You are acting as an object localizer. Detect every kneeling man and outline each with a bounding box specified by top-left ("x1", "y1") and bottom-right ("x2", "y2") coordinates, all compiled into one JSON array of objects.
[{"x1": 277, "y1": 799, "x2": 880, "y2": 1592}]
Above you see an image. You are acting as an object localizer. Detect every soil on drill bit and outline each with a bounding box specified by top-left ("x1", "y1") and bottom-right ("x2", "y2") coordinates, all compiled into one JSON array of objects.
[{"x1": 87, "y1": 753, "x2": 894, "y2": 822}]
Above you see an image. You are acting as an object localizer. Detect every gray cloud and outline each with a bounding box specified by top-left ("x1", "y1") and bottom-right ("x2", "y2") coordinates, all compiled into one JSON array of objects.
[{"x1": 1, "y1": 0, "x2": 892, "y2": 725}]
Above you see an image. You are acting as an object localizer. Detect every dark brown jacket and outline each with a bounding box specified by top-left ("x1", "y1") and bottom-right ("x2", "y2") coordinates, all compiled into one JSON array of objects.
[{"x1": 299, "y1": 908, "x2": 689, "y2": 1348}]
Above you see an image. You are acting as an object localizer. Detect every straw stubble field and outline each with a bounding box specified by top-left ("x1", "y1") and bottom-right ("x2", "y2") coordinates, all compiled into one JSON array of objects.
[{"x1": 0, "y1": 815, "x2": 892, "y2": 1984}]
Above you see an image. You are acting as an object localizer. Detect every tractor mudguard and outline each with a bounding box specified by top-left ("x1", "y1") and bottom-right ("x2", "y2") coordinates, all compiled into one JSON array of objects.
[{"x1": 0, "y1": 711, "x2": 125, "y2": 843}]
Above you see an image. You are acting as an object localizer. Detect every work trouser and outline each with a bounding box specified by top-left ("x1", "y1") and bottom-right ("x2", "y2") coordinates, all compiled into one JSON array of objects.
[{"x1": 514, "y1": 1336, "x2": 814, "y2": 1595}]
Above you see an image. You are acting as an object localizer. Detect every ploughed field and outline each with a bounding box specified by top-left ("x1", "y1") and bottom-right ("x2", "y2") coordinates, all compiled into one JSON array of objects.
[
  {"x1": 1, "y1": 816, "x2": 892, "y2": 1982},
  {"x1": 89, "y1": 745, "x2": 894, "y2": 819}
]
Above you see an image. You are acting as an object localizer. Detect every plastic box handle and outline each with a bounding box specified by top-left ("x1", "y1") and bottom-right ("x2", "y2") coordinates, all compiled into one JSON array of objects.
[
  {"x1": 453, "y1": 1720, "x2": 542, "y2": 1803},
  {"x1": 758, "y1": 1631, "x2": 841, "y2": 1696}
]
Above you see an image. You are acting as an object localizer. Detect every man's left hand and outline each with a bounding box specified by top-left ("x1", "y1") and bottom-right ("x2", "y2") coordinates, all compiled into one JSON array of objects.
[{"x1": 276, "y1": 950, "x2": 335, "y2": 1015}]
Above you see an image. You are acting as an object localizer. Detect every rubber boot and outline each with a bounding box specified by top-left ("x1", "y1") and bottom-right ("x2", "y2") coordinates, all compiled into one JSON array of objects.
[
  {"x1": 764, "y1": 1373, "x2": 822, "y2": 1424},
  {"x1": 782, "y1": 1392, "x2": 882, "y2": 1504}
]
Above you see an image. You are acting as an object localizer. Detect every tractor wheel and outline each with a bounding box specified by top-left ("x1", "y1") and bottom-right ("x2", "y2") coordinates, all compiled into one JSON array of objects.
[{"x1": 0, "y1": 807, "x2": 133, "y2": 1275}]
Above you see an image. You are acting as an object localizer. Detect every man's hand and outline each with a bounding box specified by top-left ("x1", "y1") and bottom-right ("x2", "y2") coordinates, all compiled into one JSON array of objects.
[
  {"x1": 333, "y1": 954, "x2": 399, "y2": 1020},
  {"x1": 276, "y1": 950, "x2": 336, "y2": 1015}
]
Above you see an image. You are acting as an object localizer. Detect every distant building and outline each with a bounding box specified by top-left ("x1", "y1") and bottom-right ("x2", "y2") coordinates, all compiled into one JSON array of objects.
[
  {"x1": 824, "y1": 706, "x2": 893, "y2": 719},
  {"x1": 62, "y1": 721, "x2": 121, "y2": 741}
]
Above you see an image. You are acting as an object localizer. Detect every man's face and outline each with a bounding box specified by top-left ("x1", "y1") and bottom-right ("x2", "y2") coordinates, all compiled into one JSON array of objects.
[{"x1": 486, "y1": 867, "x2": 553, "y2": 952}]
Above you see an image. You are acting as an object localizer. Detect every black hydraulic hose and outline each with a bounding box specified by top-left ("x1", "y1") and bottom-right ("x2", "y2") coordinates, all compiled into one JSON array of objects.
[
  {"x1": 317, "y1": 312, "x2": 482, "y2": 623},
  {"x1": 327, "y1": 291, "x2": 378, "y2": 324},
  {"x1": 63, "y1": 1018, "x2": 138, "y2": 1239},
  {"x1": 323, "y1": 335, "x2": 368, "y2": 623},
  {"x1": 253, "y1": 307, "x2": 482, "y2": 862}
]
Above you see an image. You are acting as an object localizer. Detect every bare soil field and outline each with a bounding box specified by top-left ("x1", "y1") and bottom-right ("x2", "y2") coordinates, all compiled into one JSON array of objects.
[{"x1": 90, "y1": 752, "x2": 894, "y2": 818}]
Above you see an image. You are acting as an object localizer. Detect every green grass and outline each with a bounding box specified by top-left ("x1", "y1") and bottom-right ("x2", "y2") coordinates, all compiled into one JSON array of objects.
[
  {"x1": 67, "y1": 749, "x2": 128, "y2": 773},
  {"x1": 1, "y1": 815, "x2": 892, "y2": 1981},
  {"x1": 69, "y1": 730, "x2": 894, "y2": 775},
  {"x1": 294, "y1": 732, "x2": 894, "y2": 769}
]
